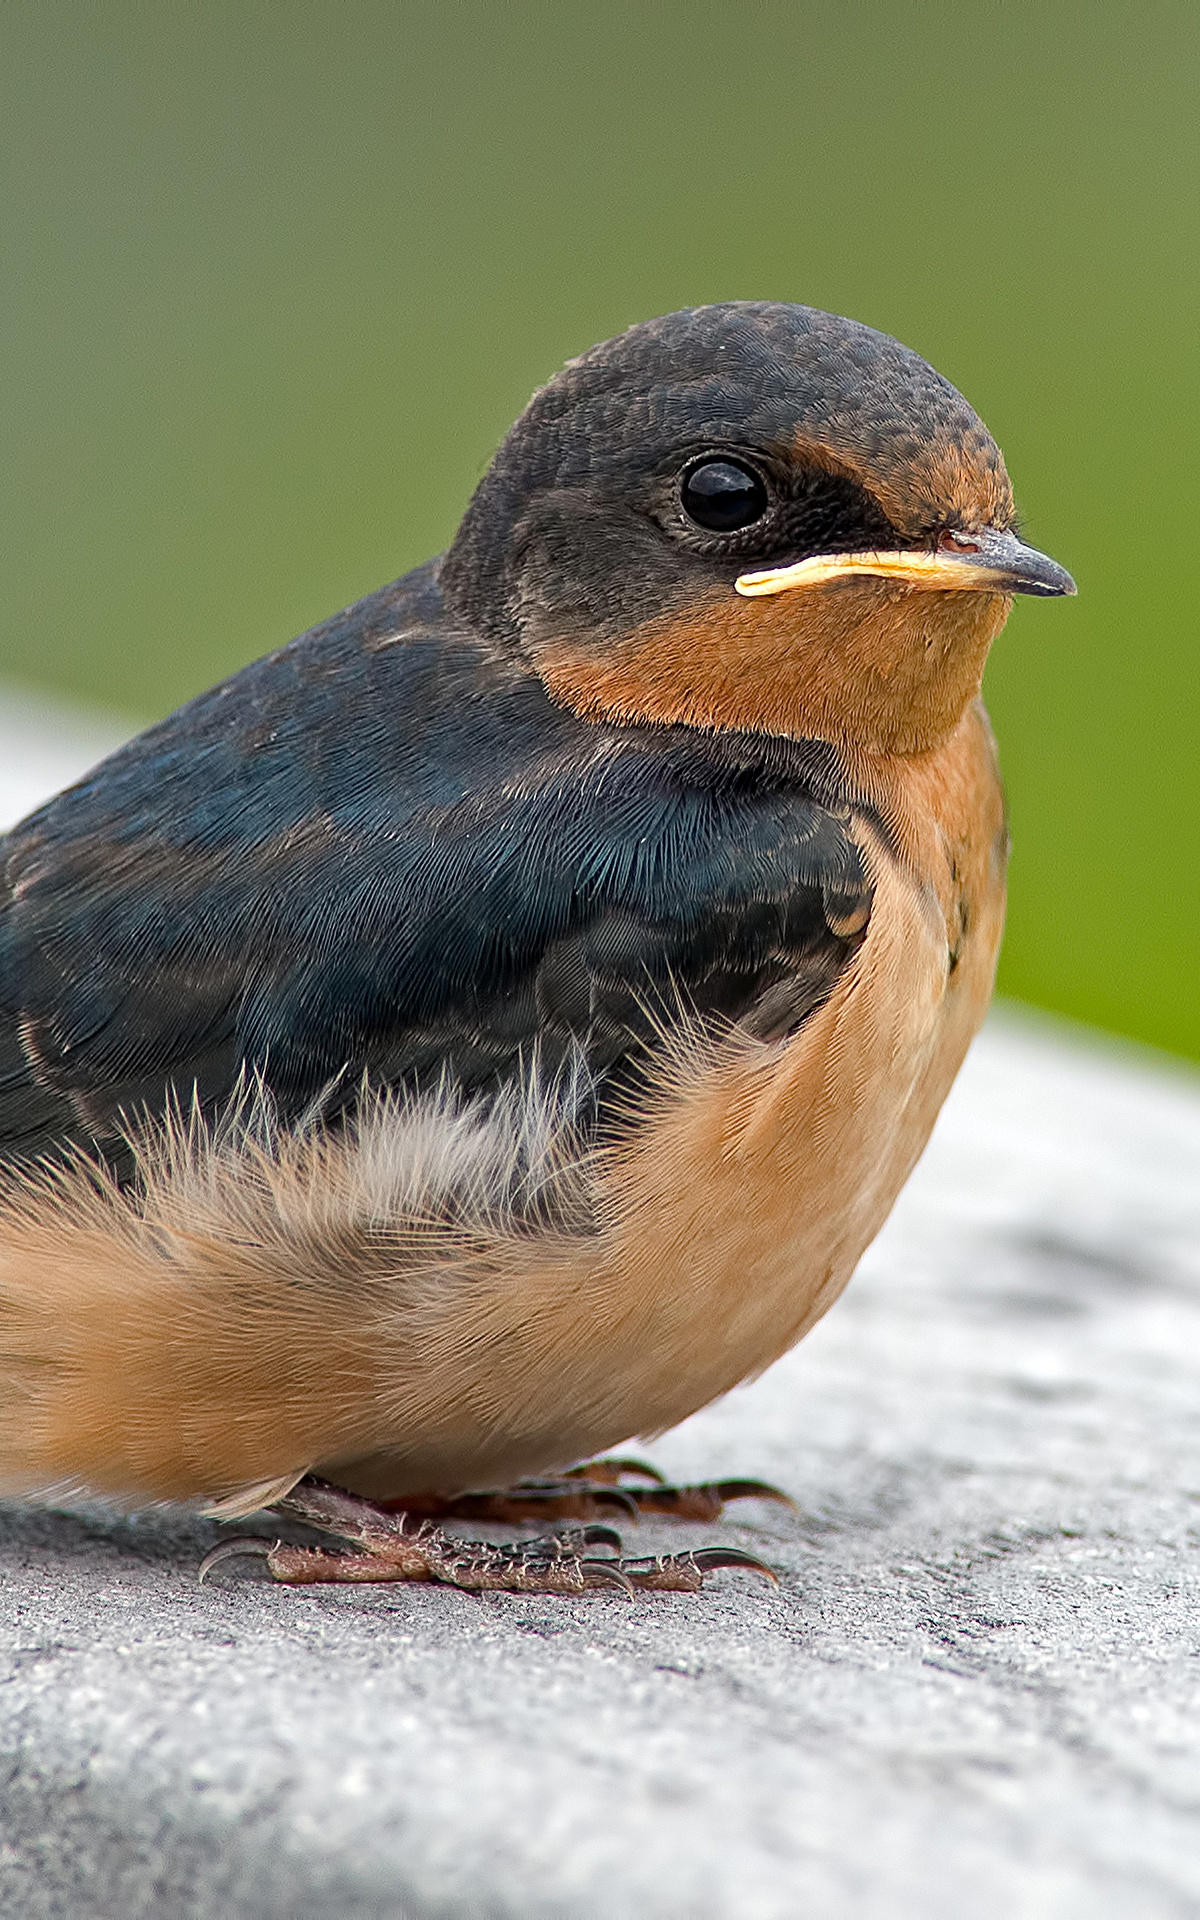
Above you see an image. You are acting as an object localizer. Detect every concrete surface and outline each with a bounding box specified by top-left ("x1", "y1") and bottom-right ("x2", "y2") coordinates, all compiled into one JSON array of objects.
[{"x1": 1, "y1": 694, "x2": 1199, "y2": 1918}]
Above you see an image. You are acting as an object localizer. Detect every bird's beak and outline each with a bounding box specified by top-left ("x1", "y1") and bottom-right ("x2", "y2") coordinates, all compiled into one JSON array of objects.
[{"x1": 735, "y1": 527, "x2": 1077, "y2": 601}]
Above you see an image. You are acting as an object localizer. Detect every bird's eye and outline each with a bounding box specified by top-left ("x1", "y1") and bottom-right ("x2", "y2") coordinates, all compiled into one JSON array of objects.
[{"x1": 680, "y1": 459, "x2": 769, "y2": 533}]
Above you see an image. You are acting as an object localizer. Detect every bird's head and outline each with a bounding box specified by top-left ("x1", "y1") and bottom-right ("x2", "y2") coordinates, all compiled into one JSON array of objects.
[{"x1": 439, "y1": 303, "x2": 1075, "y2": 758}]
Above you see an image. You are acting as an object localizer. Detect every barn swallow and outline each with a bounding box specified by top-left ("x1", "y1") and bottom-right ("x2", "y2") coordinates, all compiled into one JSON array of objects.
[{"x1": 0, "y1": 304, "x2": 1073, "y2": 1596}]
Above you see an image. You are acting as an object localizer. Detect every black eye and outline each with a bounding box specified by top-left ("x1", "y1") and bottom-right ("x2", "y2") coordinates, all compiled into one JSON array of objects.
[{"x1": 680, "y1": 459, "x2": 769, "y2": 533}]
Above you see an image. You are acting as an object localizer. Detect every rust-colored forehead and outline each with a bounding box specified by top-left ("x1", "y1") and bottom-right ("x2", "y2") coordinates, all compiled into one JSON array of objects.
[{"x1": 792, "y1": 425, "x2": 1013, "y2": 537}]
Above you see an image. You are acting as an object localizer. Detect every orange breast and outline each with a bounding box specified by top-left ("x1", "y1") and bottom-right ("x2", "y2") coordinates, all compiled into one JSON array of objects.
[{"x1": 328, "y1": 701, "x2": 1008, "y2": 1496}]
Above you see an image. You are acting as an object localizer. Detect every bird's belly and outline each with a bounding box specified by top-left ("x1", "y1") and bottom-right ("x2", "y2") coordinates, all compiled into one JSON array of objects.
[{"x1": 329, "y1": 834, "x2": 1002, "y2": 1499}]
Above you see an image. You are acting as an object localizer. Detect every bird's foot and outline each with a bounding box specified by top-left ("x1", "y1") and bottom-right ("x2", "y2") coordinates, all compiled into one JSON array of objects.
[
  {"x1": 378, "y1": 1455, "x2": 795, "y2": 1525},
  {"x1": 199, "y1": 1475, "x2": 777, "y2": 1595}
]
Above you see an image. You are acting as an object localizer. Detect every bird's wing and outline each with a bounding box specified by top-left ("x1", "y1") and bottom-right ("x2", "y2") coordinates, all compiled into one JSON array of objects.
[{"x1": 0, "y1": 567, "x2": 872, "y2": 1164}]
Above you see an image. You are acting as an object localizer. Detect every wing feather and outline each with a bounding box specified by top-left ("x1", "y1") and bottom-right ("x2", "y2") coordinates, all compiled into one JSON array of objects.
[{"x1": 0, "y1": 564, "x2": 872, "y2": 1163}]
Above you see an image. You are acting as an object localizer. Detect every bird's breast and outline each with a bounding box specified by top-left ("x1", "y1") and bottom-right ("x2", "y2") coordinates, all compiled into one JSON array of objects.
[
  {"x1": 580, "y1": 700, "x2": 1008, "y2": 1436},
  {"x1": 328, "y1": 701, "x2": 1006, "y2": 1498}
]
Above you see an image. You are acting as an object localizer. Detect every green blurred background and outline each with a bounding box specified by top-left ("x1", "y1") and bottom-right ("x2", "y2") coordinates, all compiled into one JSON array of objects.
[{"x1": 2, "y1": 3, "x2": 1197, "y2": 1054}]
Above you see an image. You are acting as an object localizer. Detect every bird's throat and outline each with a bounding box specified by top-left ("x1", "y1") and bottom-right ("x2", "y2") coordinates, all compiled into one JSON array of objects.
[{"x1": 531, "y1": 579, "x2": 1011, "y2": 758}]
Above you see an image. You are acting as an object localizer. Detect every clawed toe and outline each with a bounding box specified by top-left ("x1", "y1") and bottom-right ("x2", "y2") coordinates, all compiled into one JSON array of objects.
[
  {"x1": 197, "y1": 1536, "x2": 277, "y2": 1584},
  {"x1": 380, "y1": 1459, "x2": 794, "y2": 1527},
  {"x1": 708, "y1": 1479, "x2": 796, "y2": 1512},
  {"x1": 562, "y1": 1456, "x2": 665, "y2": 1486},
  {"x1": 617, "y1": 1546, "x2": 780, "y2": 1593},
  {"x1": 620, "y1": 1477, "x2": 795, "y2": 1522},
  {"x1": 197, "y1": 1475, "x2": 780, "y2": 1597},
  {"x1": 381, "y1": 1482, "x2": 643, "y2": 1523},
  {"x1": 578, "y1": 1523, "x2": 624, "y2": 1553}
]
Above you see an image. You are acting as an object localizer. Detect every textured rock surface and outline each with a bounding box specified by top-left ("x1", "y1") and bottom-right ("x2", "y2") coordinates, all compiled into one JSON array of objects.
[{"x1": 1, "y1": 698, "x2": 1198, "y2": 1918}]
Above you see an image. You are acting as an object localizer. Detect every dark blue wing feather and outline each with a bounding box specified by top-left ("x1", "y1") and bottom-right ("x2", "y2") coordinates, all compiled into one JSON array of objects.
[{"x1": 0, "y1": 562, "x2": 872, "y2": 1161}]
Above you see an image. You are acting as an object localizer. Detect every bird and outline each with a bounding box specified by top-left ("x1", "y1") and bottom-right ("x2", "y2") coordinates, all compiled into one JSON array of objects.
[{"x1": 0, "y1": 302, "x2": 1074, "y2": 1596}]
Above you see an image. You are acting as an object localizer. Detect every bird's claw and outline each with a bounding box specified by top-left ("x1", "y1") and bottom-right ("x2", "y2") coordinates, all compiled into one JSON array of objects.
[
  {"x1": 379, "y1": 1459, "x2": 794, "y2": 1527},
  {"x1": 197, "y1": 1535, "x2": 278, "y2": 1584},
  {"x1": 198, "y1": 1476, "x2": 779, "y2": 1597}
]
